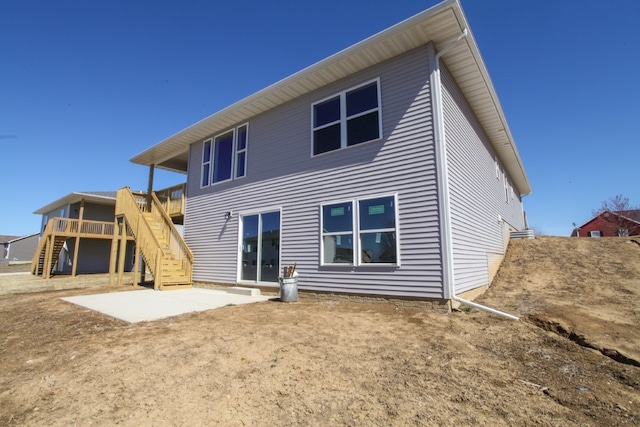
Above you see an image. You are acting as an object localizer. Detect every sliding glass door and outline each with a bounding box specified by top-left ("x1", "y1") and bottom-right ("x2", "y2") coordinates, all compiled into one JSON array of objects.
[{"x1": 241, "y1": 211, "x2": 281, "y2": 283}]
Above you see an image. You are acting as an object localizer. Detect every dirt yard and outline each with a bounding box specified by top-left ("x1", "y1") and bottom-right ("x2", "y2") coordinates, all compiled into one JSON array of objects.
[{"x1": 0, "y1": 237, "x2": 638, "y2": 426}]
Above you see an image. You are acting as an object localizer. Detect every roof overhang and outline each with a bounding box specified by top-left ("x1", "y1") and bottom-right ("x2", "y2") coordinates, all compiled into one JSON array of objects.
[
  {"x1": 130, "y1": 0, "x2": 531, "y2": 195},
  {"x1": 7, "y1": 233, "x2": 40, "y2": 243},
  {"x1": 33, "y1": 192, "x2": 117, "y2": 215}
]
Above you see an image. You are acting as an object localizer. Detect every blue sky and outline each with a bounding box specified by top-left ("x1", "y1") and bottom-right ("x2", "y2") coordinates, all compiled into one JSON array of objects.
[{"x1": 1, "y1": 0, "x2": 638, "y2": 237}]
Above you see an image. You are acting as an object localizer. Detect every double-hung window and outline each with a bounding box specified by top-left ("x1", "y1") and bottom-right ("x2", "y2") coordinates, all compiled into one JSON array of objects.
[
  {"x1": 321, "y1": 195, "x2": 399, "y2": 266},
  {"x1": 312, "y1": 79, "x2": 382, "y2": 156},
  {"x1": 201, "y1": 123, "x2": 248, "y2": 187},
  {"x1": 322, "y1": 202, "x2": 354, "y2": 264}
]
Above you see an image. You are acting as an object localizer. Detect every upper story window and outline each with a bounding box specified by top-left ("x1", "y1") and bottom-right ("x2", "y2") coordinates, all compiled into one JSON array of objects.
[
  {"x1": 201, "y1": 123, "x2": 248, "y2": 187},
  {"x1": 312, "y1": 79, "x2": 382, "y2": 156}
]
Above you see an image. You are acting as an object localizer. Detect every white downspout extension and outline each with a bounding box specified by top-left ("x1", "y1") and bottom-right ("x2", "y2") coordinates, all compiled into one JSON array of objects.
[{"x1": 430, "y1": 29, "x2": 519, "y2": 321}]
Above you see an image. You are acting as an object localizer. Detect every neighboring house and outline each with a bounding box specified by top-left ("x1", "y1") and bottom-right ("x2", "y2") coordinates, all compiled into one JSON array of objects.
[
  {"x1": 1, "y1": 233, "x2": 39, "y2": 265},
  {"x1": 1, "y1": 235, "x2": 19, "y2": 263},
  {"x1": 129, "y1": 0, "x2": 531, "y2": 305},
  {"x1": 572, "y1": 210, "x2": 640, "y2": 237},
  {"x1": 33, "y1": 191, "x2": 135, "y2": 275}
]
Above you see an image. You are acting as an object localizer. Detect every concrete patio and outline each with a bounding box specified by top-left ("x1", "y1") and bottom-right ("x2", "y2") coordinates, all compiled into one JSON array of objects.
[{"x1": 62, "y1": 287, "x2": 273, "y2": 323}]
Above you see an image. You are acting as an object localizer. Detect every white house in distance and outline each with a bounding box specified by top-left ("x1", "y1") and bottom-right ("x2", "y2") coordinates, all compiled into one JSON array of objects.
[
  {"x1": 1, "y1": 233, "x2": 39, "y2": 265},
  {"x1": 129, "y1": 0, "x2": 531, "y2": 309}
]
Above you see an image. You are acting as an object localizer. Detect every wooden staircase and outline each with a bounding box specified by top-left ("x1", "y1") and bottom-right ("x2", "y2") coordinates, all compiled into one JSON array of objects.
[
  {"x1": 142, "y1": 212, "x2": 191, "y2": 286},
  {"x1": 32, "y1": 232, "x2": 66, "y2": 278},
  {"x1": 115, "y1": 187, "x2": 193, "y2": 290}
]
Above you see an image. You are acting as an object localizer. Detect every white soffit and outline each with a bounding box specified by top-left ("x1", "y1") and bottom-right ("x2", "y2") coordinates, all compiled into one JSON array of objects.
[{"x1": 131, "y1": 0, "x2": 531, "y2": 195}]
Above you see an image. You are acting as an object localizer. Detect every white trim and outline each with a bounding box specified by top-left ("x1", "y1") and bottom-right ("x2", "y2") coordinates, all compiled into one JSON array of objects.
[
  {"x1": 236, "y1": 207, "x2": 283, "y2": 284},
  {"x1": 320, "y1": 198, "x2": 356, "y2": 266},
  {"x1": 311, "y1": 78, "x2": 382, "y2": 157}
]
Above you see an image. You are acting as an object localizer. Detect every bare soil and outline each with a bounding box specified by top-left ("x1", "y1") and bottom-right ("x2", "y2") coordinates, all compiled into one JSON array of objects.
[{"x1": 0, "y1": 237, "x2": 638, "y2": 426}]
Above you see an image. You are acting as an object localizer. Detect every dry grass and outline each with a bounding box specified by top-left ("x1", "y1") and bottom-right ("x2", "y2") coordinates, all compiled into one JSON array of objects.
[{"x1": 0, "y1": 237, "x2": 638, "y2": 426}]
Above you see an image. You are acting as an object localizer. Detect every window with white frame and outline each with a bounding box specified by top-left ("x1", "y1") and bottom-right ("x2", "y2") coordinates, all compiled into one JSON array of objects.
[
  {"x1": 503, "y1": 171, "x2": 509, "y2": 203},
  {"x1": 201, "y1": 123, "x2": 248, "y2": 187},
  {"x1": 235, "y1": 124, "x2": 248, "y2": 179},
  {"x1": 312, "y1": 79, "x2": 382, "y2": 156},
  {"x1": 201, "y1": 140, "x2": 212, "y2": 187},
  {"x1": 321, "y1": 195, "x2": 398, "y2": 266}
]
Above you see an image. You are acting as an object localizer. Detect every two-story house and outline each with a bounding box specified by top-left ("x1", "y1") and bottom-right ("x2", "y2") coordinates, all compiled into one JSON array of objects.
[{"x1": 128, "y1": 0, "x2": 531, "y2": 308}]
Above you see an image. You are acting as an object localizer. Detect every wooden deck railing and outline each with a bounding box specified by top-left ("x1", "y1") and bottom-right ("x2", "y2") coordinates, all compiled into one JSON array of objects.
[
  {"x1": 155, "y1": 183, "x2": 186, "y2": 218},
  {"x1": 31, "y1": 217, "x2": 127, "y2": 276},
  {"x1": 44, "y1": 217, "x2": 119, "y2": 238}
]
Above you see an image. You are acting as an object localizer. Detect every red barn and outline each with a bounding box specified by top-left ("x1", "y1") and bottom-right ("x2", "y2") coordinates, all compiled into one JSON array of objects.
[{"x1": 572, "y1": 210, "x2": 640, "y2": 237}]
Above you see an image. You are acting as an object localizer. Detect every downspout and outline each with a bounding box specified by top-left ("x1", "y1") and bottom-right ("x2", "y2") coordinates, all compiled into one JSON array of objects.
[{"x1": 429, "y1": 30, "x2": 519, "y2": 321}]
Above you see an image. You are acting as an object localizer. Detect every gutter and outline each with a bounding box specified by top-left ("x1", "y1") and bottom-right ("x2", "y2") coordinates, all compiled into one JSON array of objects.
[{"x1": 429, "y1": 30, "x2": 519, "y2": 321}]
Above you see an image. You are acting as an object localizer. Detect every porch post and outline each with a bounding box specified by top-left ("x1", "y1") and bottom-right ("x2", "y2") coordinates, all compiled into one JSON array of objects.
[
  {"x1": 108, "y1": 217, "x2": 120, "y2": 286},
  {"x1": 43, "y1": 235, "x2": 53, "y2": 280},
  {"x1": 146, "y1": 164, "x2": 155, "y2": 211},
  {"x1": 71, "y1": 200, "x2": 85, "y2": 277},
  {"x1": 117, "y1": 220, "x2": 127, "y2": 286},
  {"x1": 133, "y1": 244, "x2": 141, "y2": 287}
]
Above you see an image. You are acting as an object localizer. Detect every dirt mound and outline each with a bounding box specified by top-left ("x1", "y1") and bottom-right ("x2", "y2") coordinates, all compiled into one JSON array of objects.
[
  {"x1": 480, "y1": 236, "x2": 640, "y2": 365},
  {"x1": 0, "y1": 237, "x2": 638, "y2": 425}
]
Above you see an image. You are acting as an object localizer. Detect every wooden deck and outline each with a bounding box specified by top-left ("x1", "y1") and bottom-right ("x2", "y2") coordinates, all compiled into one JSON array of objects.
[
  {"x1": 42, "y1": 218, "x2": 123, "y2": 239},
  {"x1": 32, "y1": 183, "x2": 189, "y2": 287},
  {"x1": 32, "y1": 218, "x2": 134, "y2": 279}
]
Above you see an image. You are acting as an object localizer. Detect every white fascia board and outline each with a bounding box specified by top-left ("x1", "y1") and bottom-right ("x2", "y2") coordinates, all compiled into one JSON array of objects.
[
  {"x1": 33, "y1": 192, "x2": 117, "y2": 215},
  {"x1": 129, "y1": 0, "x2": 458, "y2": 167},
  {"x1": 130, "y1": 0, "x2": 531, "y2": 195}
]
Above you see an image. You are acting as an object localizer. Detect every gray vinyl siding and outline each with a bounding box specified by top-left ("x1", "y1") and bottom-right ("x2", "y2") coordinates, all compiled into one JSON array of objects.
[
  {"x1": 41, "y1": 205, "x2": 68, "y2": 234},
  {"x1": 63, "y1": 239, "x2": 113, "y2": 273},
  {"x1": 6, "y1": 234, "x2": 39, "y2": 262},
  {"x1": 184, "y1": 46, "x2": 445, "y2": 298},
  {"x1": 69, "y1": 202, "x2": 116, "y2": 221},
  {"x1": 441, "y1": 65, "x2": 525, "y2": 294}
]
